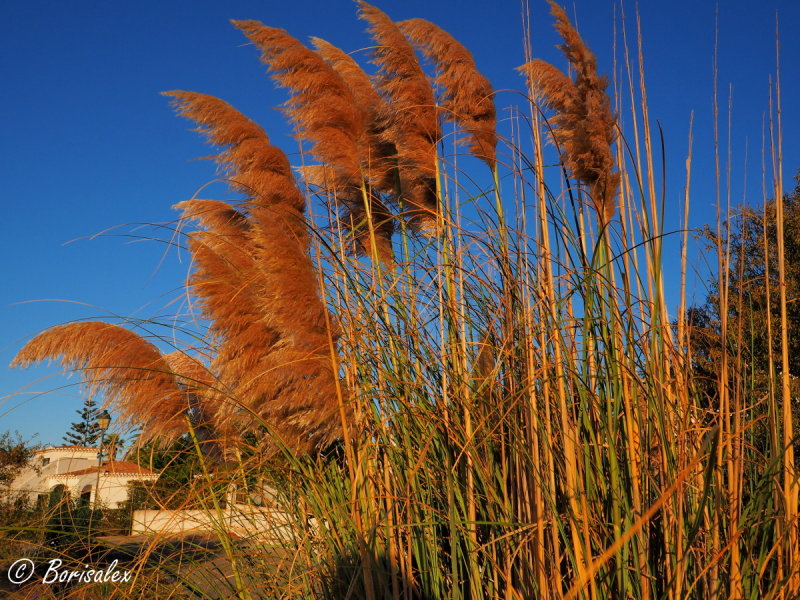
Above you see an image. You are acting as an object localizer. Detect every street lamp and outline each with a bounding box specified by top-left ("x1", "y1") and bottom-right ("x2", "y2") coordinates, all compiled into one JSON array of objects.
[
  {"x1": 97, "y1": 410, "x2": 112, "y2": 433},
  {"x1": 94, "y1": 410, "x2": 112, "y2": 508}
]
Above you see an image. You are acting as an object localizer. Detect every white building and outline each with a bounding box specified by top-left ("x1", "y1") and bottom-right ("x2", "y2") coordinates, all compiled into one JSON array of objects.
[{"x1": 9, "y1": 445, "x2": 158, "y2": 508}]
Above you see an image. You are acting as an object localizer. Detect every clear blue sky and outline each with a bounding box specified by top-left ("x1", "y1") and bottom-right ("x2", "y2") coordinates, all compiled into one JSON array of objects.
[{"x1": 1, "y1": 0, "x2": 798, "y2": 446}]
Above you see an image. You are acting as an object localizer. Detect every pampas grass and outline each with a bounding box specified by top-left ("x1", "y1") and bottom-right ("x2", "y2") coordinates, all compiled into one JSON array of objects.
[
  {"x1": 12, "y1": 322, "x2": 190, "y2": 442},
  {"x1": 235, "y1": 21, "x2": 397, "y2": 264},
  {"x1": 166, "y1": 91, "x2": 342, "y2": 454},
  {"x1": 399, "y1": 18, "x2": 497, "y2": 170},
  {"x1": 7, "y1": 2, "x2": 799, "y2": 599},
  {"x1": 358, "y1": 0, "x2": 440, "y2": 234},
  {"x1": 520, "y1": 0, "x2": 619, "y2": 224},
  {"x1": 312, "y1": 36, "x2": 397, "y2": 194}
]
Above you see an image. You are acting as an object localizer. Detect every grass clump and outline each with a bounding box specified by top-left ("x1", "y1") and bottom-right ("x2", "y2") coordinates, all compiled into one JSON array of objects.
[{"x1": 6, "y1": 1, "x2": 799, "y2": 599}]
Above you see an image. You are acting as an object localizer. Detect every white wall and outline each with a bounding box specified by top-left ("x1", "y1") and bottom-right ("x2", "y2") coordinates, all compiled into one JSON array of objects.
[
  {"x1": 69, "y1": 473, "x2": 156, "y2": 508},
  {"x1": 131, "y1": 507, "x2": 301, "y2": 542},
  {"x1": 10, "y1": 449, "x2": 99, "y2": 503},
  {"x1": 8, "y1": 449, "x2": 156, "y2": 508}
]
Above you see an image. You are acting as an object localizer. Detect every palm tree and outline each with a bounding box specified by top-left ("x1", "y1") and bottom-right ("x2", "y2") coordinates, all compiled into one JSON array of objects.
[{"x1": 101, "y1": 433, "x2": 123, "y2": 462}]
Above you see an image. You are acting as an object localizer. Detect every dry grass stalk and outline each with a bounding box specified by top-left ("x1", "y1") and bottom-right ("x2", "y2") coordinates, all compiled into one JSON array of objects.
[
  {"x1": 344, "y1": 189, "x2": 396, "y2": 264},
  {"x1": 12, "y1": 322, "x2": 190, "y2": 443},
  {"x1": 519, "y1": 0, "x2": 619, "y2": 223},
  {"x1": 296, "y1": 161, "x2": 395, "y2": 264},
  {"x1": 8, "y1": 3, "x2": 800, "y2": 598},
  {"x1": 358, "y1": 1, "x2": 440, "y2": 235},
  {"x1": 399, "y1": 18, "x2": 497, "y2": 169}
]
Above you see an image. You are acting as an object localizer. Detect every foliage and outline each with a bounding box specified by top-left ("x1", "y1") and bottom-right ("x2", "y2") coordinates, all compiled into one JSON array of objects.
[
  {"x1": 63, "y1": 397, "x2": 100, "y2": 447},
  {"x1": 0, "y1": 430, "x2": 37, "y2": 488},
  {"x1": 0, "y1": 433, "x2": 43, "y2": 554},
  {"x1": 128, "y1": 436, "x2": 230, "y2": 509},
  {"x1": 44, "y1": 492, "x2": 96, "y2": 557},
  {"x1": 689, "y1": 171, "x2": 800, "y2": 381},
  {"x1": 687, "y1": 173, "x2": 800, "y2": 463}
]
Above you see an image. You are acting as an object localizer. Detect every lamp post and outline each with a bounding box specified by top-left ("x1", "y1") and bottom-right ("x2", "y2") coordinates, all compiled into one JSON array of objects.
[{"x1": 94, "y1": 410, "x2": 112, "y2": 509}]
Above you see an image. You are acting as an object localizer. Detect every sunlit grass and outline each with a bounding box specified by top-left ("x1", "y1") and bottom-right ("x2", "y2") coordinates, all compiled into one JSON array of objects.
[{"x1": 4, "y1": 3, "x2": 798, "y2": 599}]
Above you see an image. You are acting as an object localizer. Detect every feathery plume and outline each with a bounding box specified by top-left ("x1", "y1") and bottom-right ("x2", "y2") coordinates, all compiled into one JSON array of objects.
[
  {"x1": 234, "y1": 22, "x2": 395, "y2": 263},
  {"x1": 175, "y1": 198, "x2": 251, "y2": 234},
  {"x1": 165, "y1": 94, "x2": 335, "y2": 402},
  {"x1": 166, "y1": 96, "x2": 341, "y2": 454},
  {"x1": 232, "y1": 20, "x2": 363, "y2": 183},
  {"x1": 399, "y1": 18, "x2": 497, "y2": 169},
  {"x1": 297, "y1": 162, "x2": 395, "y2": 263},
  {"x1": 11, "y1": 322, "x2": 190, "y2": 443},
  {"x1": 174, "y1": 199, "x2": 273, "y2": 379},
  {"x1": 163, "y1": 91, "x2": 306, "y2": 222},
  {"x1": 162, "y1": 350, "x2": 214, "y2": 398},
  {"x1": 344, "y1": 190, "x2": 396, "y2": 264},
  {"x1": 176, "y1": 197, "x2": 341, "y2": 453},
  {"x1": 473, "y1": 330, "x2": 497, "y2": 405},
  {"x1": 519, "y1": 0, "x2": 619, "y2": 223},
  {"x1": 358, "y1": 1, "x2": 440, "y2": 234},
  {"x1": 311, "y1": 37, "x2": 397, "y2": 192},
  {"x1": 162, "y1": 351, "x2": 226, "y2": 461}
]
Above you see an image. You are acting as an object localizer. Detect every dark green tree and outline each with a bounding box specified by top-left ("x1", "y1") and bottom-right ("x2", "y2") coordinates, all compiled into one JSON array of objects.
[
  {"x1": 63, "y1": 397, "x2": 101, "y2": 446},
  {"x1": 0, "y1": 432, "x2": 41, "y2": 547},
  {"x1": 129, "y1": 436, "x2": 204, "y2": 508},
  {"x1": 0, "y1": 431, "x2": 37, "y2": 488},
  {"x1": 686, "y1": 171, "x2": 800, "y2": 447},
  {"x1": 102, "y1": 433, "x2": 124, "y2": 461},
  {"x1": 44, "y1": 488, "x2": 98, "y2": 558}
]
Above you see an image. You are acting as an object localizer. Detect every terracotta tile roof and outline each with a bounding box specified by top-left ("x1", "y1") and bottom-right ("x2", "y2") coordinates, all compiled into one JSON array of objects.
[{"x1": 62, "y1": 461, "x2": 158, "y2": 478}]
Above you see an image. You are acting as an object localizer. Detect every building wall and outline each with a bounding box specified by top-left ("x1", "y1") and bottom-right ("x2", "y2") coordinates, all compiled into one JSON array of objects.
[
  {"x1": 8, "y1": 449, "x2": 156, "y2": 508},
  {"x1": 131, "y1": 507, "x2": 299, "y2": 542},
  {"x1": 38, "y1": 449, "x2": 98, "y2": 475},
  {"x1": 10, "y1": 449, "x2": 98, "y2": 504},
  {"x1": 67, "y1": 473, "x2": 150, "y2": 508}
]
